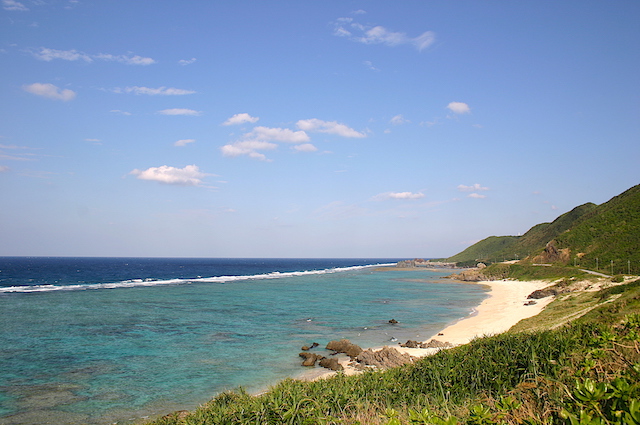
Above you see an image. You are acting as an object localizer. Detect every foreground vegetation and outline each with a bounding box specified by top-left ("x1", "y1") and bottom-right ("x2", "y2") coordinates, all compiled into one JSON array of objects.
[{"x1": 150, "y1": 277, "x2": 640, "y2": 424}]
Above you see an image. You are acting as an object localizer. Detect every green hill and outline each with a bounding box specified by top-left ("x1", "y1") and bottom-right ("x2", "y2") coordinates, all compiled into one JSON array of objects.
[
  {"x1": 445, "y1": 235, "x2": 519, "y2": 266},
  {"x1": 554, "y1": 184, "x2": 640, "y2": 273},
  {"x1": 446, "y1": 184, "x2": 640, "y2": 273}
]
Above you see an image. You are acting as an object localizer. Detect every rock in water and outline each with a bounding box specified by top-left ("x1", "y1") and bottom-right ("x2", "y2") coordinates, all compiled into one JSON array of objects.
[{"x1": 299, "y1": 352, "x2": 324, "y2": 367}]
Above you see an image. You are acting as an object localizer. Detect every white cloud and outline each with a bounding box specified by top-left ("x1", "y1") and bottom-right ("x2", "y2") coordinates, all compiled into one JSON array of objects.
[
  {"x1": 390, "y1": 114, "x2": 409, "y2": 125},
  {"x1": 3, "y1": 0, "x2": 28, "y2": 11},
  {"x1": 130, "y1": 165, "x2": 208, "y2": 186},
  {"x1": 32, "y1": 48, "x2": 91, "y2": 62},
  {"x1": 468, "y1": 193, "x2": 486, "y2": 199},
  {"x1": 374, "y1": 191, "x2": 425, "y2": 201},
  {"x1": 220, "y1": 140, "x2": 277, "y2": 161},
  {"x1": 23, "y1": 83, "x2": 76, "y2": 101},
  {"x1": 246, "y1": 126, "x2": 310, "y2": 143},
  {"x1": 178, "y1": 58, "x2": 197, "y2": 66},
  {"x1": 447, "y1": 102, "x2": 471, "y2": 114},
  {"x1": 0, "y1": 165, "x2": 9, "y2": 172},
  {"x1": 174, "y1": 139, "x2": 195, "y2": 147},
  {"x1": 457, "y1": 183, "x2": 489, "y2": 192},
  {"x1": 332, "y1": 19, "x2": 435, "y2": 51},
  {"x1": 157, "y1": 108, "x2": 201, "y2": 116},
  {"x1": 110, "y1": 109, "x2": 132, "y2": 116},
  {"x1": 363, "y1": 60, "x2": 379, "y2": 71},
  {"x1": 84, "y1": 138, "x2": 101, "y2": 142},
  {"x1": 118, "y1": 86, "x2": 195, "y2": 95},
  {"x1": 413, "y1": 32, "x2": 437, "y2": 51},
  {"x1": 222, "y1": 113, "x2": 259, "y2": 126},
  {"x1": 94, "y1": 53, "x2": 155, "y2": 65},
  {"x1": 292, "y1": 143, "x2": 318, "y2": 152},
  {"x1": 32, "y1": 47, "x2": 155, "y2": 65},
  {"x1": 296, "y1": 119, "x2": 366, "y2": 138}
]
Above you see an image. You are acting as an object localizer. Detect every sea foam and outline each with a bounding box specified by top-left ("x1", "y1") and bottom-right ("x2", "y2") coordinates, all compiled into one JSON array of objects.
[{"x1": 0, "y1": 263, "x2": 394, "y2": 293}]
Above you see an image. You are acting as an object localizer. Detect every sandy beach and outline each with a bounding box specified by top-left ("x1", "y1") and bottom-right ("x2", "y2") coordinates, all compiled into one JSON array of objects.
[
  {"x1": 304, "y1": 277, "x2": 555, "y2": 379},
  {"x1": 394, "y1": 279, "x2": 555, "y2": 357}
]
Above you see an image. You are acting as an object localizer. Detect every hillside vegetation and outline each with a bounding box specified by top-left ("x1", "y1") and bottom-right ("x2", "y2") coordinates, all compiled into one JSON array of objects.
[{"x1": 445, "y1": 184, "x2": 639, "y2": 274}]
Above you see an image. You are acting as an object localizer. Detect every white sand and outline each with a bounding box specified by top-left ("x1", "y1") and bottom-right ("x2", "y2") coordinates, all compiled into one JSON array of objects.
[
  {"x1": 396, "y1": 279, "x2": 555, "y2": 357},
  {"x1": 303, "y1": 279, "x2": 556, "y2": 379}
]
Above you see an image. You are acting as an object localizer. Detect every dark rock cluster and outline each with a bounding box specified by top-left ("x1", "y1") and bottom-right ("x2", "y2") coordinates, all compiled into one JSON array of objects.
[{"x1": 399, "y1": 339, "x2": 454, "y2": 349}]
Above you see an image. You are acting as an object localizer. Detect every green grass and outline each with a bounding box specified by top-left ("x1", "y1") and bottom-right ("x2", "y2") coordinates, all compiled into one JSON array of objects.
[
  {"x1": 481, "y1": 263, "x2": 591, "y2": 281},
  {"x1": 148, "y1": 280, "x2": 640, "y2": 425}
]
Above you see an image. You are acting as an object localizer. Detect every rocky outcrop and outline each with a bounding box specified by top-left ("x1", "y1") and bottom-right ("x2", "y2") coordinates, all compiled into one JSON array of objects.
[
  {"x1": 422, "y1": 339, "x2": 454, "y2": 349},
  {"x1": 326, "y1": 339, "x2": 362, "y2": 359},
  {"x1": 299, "y1": 352, "x2": 324, "y2": 367},
  {"x1": 527, "y1": 287, "x2": 559, "y2": 299},
  {"x1": 301, "y1": 342, "x2": 319, "y2": 351},
  {"x1": 531, "y1": 240, "x2": 571, "y2": 264},
  {"x1": 399, "y1": 340, "x2": 422, "y2": 348},
  {"x1": 399, "y1": 339, "x2": 454, "y2": 349},
  {"x1": 449, "y1": 269, "x2": 487, "y2": 281},
  {"x1": 357, "y1": 346, "x2": 415, "y2": 369},
  {"x1": 319, "y1": 357, "x2": 343, "y2": 371}
]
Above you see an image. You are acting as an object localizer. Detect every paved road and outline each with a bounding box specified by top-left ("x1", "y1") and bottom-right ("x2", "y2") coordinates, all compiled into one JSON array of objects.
[{"x1": 579, "y1": 269, "x2": 611, "y2": 278}]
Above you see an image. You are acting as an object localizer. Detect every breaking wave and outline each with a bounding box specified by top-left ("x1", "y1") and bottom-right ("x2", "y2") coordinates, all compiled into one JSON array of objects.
[{"x1": 0, "y1": 263, "x2": 394, "y2": 293}]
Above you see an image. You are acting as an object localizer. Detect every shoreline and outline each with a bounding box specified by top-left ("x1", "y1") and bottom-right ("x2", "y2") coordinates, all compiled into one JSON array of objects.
[{"x1": 299, "y1": 277, "x2": 555, "y2": 379}]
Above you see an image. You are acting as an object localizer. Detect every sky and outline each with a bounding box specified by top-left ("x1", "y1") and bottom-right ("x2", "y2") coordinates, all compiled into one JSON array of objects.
[{"x1": 1, "y1": 1, "x2": 639, "y2": 258}]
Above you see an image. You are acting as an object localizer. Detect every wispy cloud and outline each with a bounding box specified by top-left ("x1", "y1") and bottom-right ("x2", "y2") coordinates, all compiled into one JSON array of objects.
[
  {"x1": 178, "y1": 58, "x2": 197, "y2": 66},
  {"x1": 363, "y1": 60, "x2": 379, "y2": 71},
  {"x1": 23, "y1": 83, "x2": 76, "y2": 101},
  {"x1": 390, "y1": 114, "x2": 409, "y2": 125},
  {"x1": 373, "y1": 191, "x2": 425, "y2": 201},
  {"x1": 447, "y1": 102, "x2": 471, "y2": 114},
  {"x1": 157, "y1": 108, "x2": 201, "y2": 116},
  {"x1": 457, "y1": 183, "x2": 489, "y2": 192},
  {"x1": 174, "y1": 139, "x2": 195, "y2": 147},
  {"x1": 115, "y1": 86, "x2": 195, "y2": 95},
  {"x1": 110, "y1": 109, "x2": 132, "y2": 116},
  {"x1": 220, "y1": 126, "x2": 308, "y2": 161},
  {"x1": 93, "y1": 53, "x2": 155, "y2": 65},
  {"x1": 0, "y1": 165, "x2": 9, "y2": 172},
  {"x1": 0, "y1": 143, "x2": 39, "y2": 161},
  {"x1": 222, "y1": 113, "x2": 259, "y2": 126},
  {"x1": 292, "y1": 143, "x2": 318, "y2": 152},
  {"x1": 458, "y1": 183, "x2": 489, "y2": 199},
  {"x1": 221, "y1": 118, "x2": 363, "y2": 161},
  {"x1": 3, "y1": 0, "x2": 28, "y2": 11},
  {"x1": 31, "y1": 47, "x2": 155, "y2": 65},
  {"x1": 332, "y1": 18, "x2": 435, "y2": 51},
  {"x1": 296, "y1": 119, "x2": 366, "y2": 138},
  {"x1": 467, "y1": 193, "x2": 487, "y2": 199},
  {"x1": 245, "y1": 126, "x2": 310, "y2": 143},
  {"x1": 220, "y1": 140, "x2": 277, "y2": 161},
  {"x1": 130, "y1": 165, "x2": 210, "y2": 186}
]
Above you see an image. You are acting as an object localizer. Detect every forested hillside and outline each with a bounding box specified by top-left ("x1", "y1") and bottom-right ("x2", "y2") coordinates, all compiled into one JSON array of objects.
[{"x1": 446, "y1": 184, "x2": 640, "y2": 274}]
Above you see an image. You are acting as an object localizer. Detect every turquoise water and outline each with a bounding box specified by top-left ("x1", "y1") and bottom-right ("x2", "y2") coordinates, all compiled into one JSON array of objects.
[{"x1": 0, "y1": 260, "x2": 486, "y2": 424}]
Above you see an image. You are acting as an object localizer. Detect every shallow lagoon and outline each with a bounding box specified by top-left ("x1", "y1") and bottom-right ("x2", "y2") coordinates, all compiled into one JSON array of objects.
[{"x1": 0, "y1": 259, "x2": 487, "y2": 424}]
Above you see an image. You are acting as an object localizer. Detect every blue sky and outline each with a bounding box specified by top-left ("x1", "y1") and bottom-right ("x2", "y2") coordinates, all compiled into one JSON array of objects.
[{"x1": 1, "y1": 1, "x2": 638, "y2": 258}]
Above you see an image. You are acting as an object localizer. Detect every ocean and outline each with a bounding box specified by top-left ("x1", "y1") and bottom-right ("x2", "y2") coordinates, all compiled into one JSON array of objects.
[{"x1": 0, "y1": 257, "x2": 487, "y2": 424}]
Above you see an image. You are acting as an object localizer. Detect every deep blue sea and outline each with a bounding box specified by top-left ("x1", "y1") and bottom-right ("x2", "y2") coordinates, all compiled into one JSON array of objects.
[{"x1": 0, "y1": 257, "x2": 487, "y2": 425}]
